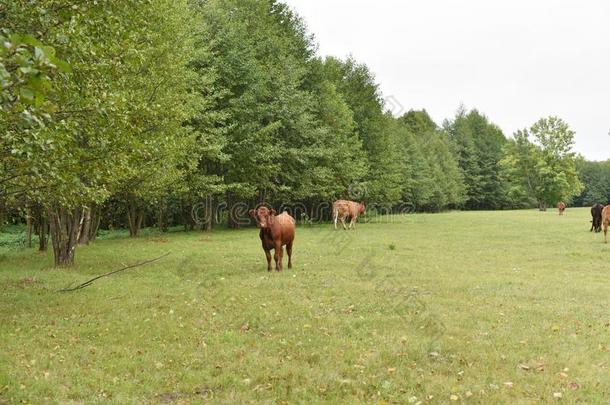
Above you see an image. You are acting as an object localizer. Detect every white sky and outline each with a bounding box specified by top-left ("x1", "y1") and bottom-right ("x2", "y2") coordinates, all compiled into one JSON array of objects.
[{"x1": 284, "y1": 0, "x2": 610, "y2": 161}]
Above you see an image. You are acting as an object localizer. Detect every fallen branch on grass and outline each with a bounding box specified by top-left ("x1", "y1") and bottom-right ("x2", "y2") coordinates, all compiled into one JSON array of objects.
[{"x1": 57, "y1": 252, "x2": 171, "y2": 292}]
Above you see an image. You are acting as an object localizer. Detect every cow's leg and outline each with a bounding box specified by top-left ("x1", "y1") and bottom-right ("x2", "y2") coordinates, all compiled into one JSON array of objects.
[
  {"x1": 604, "y1": 224, "x2": 608, "y2": 244},
  {"x1": 264, "y1": 249, "x2": 272, "y2": 271},
  {"x1": 350, "y1": 216, "x2": 357, "y2": 230},
  {"x1": 286, "y1": 241, "x2": 293, "y2": 269},
  {"x1": 274, "y1": 242, "x2": 283, "y2": 271},
  {"x1": 340, "y1": 216, "x2": 348, "y2": 230},
  {"x1": 333, "y1": 210, "x2": 338, "y2": 230}
]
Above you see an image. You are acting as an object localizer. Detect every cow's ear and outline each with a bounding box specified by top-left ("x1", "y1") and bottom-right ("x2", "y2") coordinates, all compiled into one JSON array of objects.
[
  {"x1": 270, "y1": 209, "x2": 277, "y2": 216},
  {"x1": 248, "y1": 209, "x2": 255, "y2": 217}
]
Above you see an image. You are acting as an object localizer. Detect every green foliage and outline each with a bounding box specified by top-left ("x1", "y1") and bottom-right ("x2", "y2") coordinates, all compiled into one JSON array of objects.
[
  {"x1": 2, "y1": 0, "x2": 196, "y2": 207},
  {"x1": 574, "y1": 159, "x2": 610, "y2": 206},
  {"x1": 396, "y1": 110, "x2": 465, "y2": 210},
  {"x1": 110, "y1": 0, "x2": 200, "y2": 211},
  {"x1": 0, "y1": 31, "x2": 68, "y2": 113},
  {"x1": 2, "y1": 0, "x2": 203, "y2": 263},
  {"x1": 0, "y1": 30, "x2": 68, "y2": 202},
  {"x1": 500, "y1": 117, "x2": 583, "y2": 209},
  {"x1": 0, "y1": 224, "x2": 36, "y2": 248},
  {"x1": 196, "y1": 0, "x2": 370, "y2": 207},
  {"x1": 321, "y1": 57, "x2": 403, "y2": 205},
  {"x1": 445, "y1": 108, "x2": 508, "y2": 209}
]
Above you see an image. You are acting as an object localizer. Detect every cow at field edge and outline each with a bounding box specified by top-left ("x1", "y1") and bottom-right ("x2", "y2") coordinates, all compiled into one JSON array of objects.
[
  {"x1": 249, "y1": 206, "x2": 295, "y2": 271},
  {"x1": 603, "y1": 205, "x2": 610, "y2": 244},
  {"x1": 557, "y1": 201, "x2": 566, "y2": 215},
  {"x1": 591, "y1": 203, "x2": 604, "y2": 233},
  {"x1": 333, "y1": 200, "x2": 365, "y2": 230}
]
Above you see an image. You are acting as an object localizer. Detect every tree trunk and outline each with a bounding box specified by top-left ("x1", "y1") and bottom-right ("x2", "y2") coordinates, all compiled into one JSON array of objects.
[
  {"x1": 182, "y1": 202, "x2": 188, "y2": 232},
  {"x1": 26, "y1": 207, "x2": 33, "y2": 248},
  {"x1": 204, "y1": 198, "x2": 214, "y2": 232},
  {"x1": 200, "y1": 196, "x2": 214, "y2": 232},
  {"x1": 182, "y1": 200, "x2": 195, "y2": 232},
  {"x1": 48, "y1": 206, "x2": 83, "y2": 266},
  {"x1": 78, "y1": 206, "x2": 92, "y2": 245},
  {"x1": 127, "y1": 201, "x2": 144, "y2": 237},
  {"x1": 38, "y1": 210, "x2": 49, "y2": 252},
  {"x1": 227, "y1": 207, "x2": 238, "y2": 228},
  {"x1": 89, "y1": 205, "x2": 101, "y2": 242},
  {"x1": 227, "y1": 193, "x2": 239, "y2": 229},
  {"x1": 157, "y1": 204, "x2": 167, "y2": 233},
  {"x1": 538, "y1": 200, "x2": 547, "y2": 211},
  {"x1": 0, "y1": 198, "x2": 6, "y2": 231}
]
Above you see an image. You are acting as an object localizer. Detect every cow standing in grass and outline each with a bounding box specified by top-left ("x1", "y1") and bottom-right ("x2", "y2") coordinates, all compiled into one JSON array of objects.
[
  {"x1": 249, "y1": 206, "x2": 295, "y2": 271},
  {"x1": 591, "y1": 203, "x2": 604, "y2": 233},
  {"x1": 557, "y1": 201, "x2": 566, "y2": 215},
  {"x1": 603, "y1": 205, "x2": 610, "y2": 244},
  {"x1": 333, "y1": 200, "x2": 365, "y2": 230}
]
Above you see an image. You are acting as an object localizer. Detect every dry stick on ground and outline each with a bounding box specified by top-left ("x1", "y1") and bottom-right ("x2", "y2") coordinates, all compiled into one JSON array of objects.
[{"x1": 57, "y1": 252, "x2": 171, "y2": 292}]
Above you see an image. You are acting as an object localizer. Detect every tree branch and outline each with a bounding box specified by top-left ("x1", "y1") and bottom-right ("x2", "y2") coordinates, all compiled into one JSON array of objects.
[{"x1": 57, "y1": 252, "x2": 170, "y2": 292}]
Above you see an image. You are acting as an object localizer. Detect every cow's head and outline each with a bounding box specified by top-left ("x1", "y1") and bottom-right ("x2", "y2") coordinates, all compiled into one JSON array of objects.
[
  {"x1": 249, "y1": 206, "x2": 276, "y2": 229},
  {"x1": 359, "y1": 202, "x2": 366, "y2": 215}
]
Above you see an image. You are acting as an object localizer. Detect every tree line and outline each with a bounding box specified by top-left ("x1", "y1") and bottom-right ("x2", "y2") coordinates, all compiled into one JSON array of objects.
[{"x1": 0, "y1": 0, "x2": 596, "y2": 266}]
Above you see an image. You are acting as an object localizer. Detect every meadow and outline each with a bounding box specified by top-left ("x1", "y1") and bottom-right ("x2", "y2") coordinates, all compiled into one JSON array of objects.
[{"x1": 1, "y1": 208, "x2": 609, "y2": 404}]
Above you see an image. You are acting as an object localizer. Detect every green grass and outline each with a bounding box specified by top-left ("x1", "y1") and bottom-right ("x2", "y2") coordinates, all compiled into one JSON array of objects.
[{"x1": 1, "y1": 208, "x2": 609, "y2": 403}]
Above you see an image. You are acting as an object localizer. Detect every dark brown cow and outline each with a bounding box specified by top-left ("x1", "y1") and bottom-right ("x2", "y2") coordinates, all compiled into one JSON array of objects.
[
  {"x1": 333, "y1": 200, "x2": 365, "y2": 230},
  {"x1": 603, "y1": 205, "x2": 610, "y2": 244},
  {"x1": 249, "y1": 206, "x2": 295, "y2": 271},
  {"x1": 591, "y1": 203, "x2": 604, "y2": 233},
  {"x1": 557, "y1": 201, "x2": 566, "y2": 215}
]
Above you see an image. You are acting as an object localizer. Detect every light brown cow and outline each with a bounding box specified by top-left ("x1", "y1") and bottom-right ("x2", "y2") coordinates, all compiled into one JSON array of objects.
[
  {"x1": 249, "y1": 206, "x2": 295, "y2": 271},
  {"x1": 557, "y1": 201, "x2": 566, "y2": 215},
  {"x1": 333, "y1": 200, "x2": 365, "y2": 230},
  {"x1": 602, "y1": 205, "x2": 610, "y2": 244}
]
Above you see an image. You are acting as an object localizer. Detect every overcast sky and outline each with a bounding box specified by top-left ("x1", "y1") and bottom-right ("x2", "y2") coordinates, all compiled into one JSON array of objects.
[{"x1": 284, "y1": 0, "x2": 610, "y2": 161}]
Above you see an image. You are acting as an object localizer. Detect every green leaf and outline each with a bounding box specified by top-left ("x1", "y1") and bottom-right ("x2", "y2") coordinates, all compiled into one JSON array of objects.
[
  {"x1": 41, "y1": 45, "x2": 56, "y2": 58},
  {"x1": 16, "y1": 34, "x2": 43, "y2": 48},
  {"x1": 20, "y1": 87, "x2": 34, "y2": 101},
  {"x1": 34, "y1": 46, "x2": 45, "y2": 61},
  {"x1": 19, "y1": 66, "x2": 34, "y2": 74},
  {"x1": 53, "y1": 58, "x2": 72, "y2": 73}
]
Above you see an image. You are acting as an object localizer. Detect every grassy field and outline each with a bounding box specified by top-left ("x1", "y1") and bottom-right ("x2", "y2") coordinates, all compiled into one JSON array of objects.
[{"x1": 1, "y1": 208, "x2": 609, "y2": 404}]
